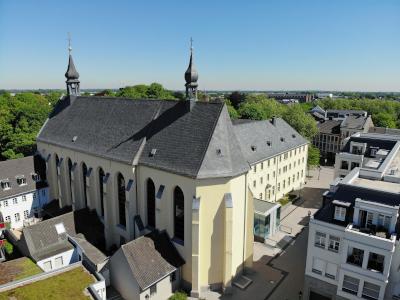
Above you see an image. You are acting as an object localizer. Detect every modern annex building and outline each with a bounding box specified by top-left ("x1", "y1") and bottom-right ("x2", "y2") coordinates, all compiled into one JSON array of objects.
[
  {"x1": 35, "y1": 45, "x2": 307, "y2": 297},
  {"x1": 304, "y1": 133, "x2": 400, "y2": 300},
  {"x1": 0, "y1": 155, "x2": 49, "y2": 229}
]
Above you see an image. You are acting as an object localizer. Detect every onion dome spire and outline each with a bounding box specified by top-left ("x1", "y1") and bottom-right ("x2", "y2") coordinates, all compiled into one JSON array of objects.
[
  {"x1": 65, "y1": 33, "x2": 80, "y2": 96},
  {"x1": 184, "y1": 38, "x2": 198, "y2": 101}
]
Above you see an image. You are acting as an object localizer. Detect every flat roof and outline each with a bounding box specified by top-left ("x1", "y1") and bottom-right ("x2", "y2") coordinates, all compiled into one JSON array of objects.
[
  {"x1": 254, "y1": 198, "x2": 280, "y2": 215},
  {"x1": 352, "y1": 178, "x2": 400, "y2": 193}
]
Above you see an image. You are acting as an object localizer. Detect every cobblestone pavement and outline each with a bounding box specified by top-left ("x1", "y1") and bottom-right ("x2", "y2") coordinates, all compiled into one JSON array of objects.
[{"x1": 198, "y1": 167, "x2": 334, "y2": 300}]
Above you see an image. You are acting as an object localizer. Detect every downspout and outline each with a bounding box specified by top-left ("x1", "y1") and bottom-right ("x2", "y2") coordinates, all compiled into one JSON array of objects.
[{"x1": 242, "y1": 171, "x2": 248, "y2": 273}]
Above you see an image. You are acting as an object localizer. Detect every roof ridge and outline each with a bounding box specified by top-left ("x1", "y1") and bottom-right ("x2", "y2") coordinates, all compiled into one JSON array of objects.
[{"x1": 194, "y1": 103, "x2": 226, "y2": 177}]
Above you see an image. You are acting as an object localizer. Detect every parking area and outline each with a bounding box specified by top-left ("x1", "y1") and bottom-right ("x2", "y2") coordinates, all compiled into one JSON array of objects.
[{"x1": 200, "y1": 166, "x2": 334, "y2": 300}]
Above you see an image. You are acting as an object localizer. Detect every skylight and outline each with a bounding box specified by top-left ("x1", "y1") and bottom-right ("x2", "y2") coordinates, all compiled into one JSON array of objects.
[{"x1": 55, "y1": 223, "x2": 66, "y2": 235}]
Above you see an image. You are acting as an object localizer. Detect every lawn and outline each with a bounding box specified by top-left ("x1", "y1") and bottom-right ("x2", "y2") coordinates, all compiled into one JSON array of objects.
[
  {"x1": 0, "y1": 267, "x2": 94, "y2": 300},
  {"x1": 0, "y1": 257, "x2": 42, "y2": 285}
]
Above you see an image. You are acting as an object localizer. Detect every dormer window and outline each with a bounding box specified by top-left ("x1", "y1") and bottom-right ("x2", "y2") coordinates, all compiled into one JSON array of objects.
[
  {"x1": 1, "y1": 180, "x2": 10, "y2": 190},
  {"x1": 251, "y1": 145, "x2": 257, "y2": 151},
  {"x1": 16, "y1": 176, "x2": 26, "y2": 186},
  {"x1": 31, "y1": 173, "x2": 41, "y2": 182},
  {"x1": 266, "y1": 141, "x2": 271, "y2": 147},
  {"x1": 334, "y1": 206, "x2": 346, "y2": 221},
  {"x1": 280, "y1": 137, "x2": 285, "y2": 142}
]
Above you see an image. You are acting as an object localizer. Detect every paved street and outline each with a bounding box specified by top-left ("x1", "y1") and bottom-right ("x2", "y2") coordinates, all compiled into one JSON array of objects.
[{"x1": 200, "y1": 166, "x2": 334, "y2": 300}]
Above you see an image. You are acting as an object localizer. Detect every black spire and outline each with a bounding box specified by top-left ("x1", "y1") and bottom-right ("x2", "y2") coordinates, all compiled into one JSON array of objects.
[
  {"x1": 65, "y1": 34, "x2": 80, "y2": 96},
  {"x1": 184, "y1": 38, "x2": 198, "y2": 101}
]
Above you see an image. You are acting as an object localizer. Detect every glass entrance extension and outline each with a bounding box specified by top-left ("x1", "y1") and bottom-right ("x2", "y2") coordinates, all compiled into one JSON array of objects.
[{"x1": 254, "y1": 213, "x2": 271, "y2": 240}]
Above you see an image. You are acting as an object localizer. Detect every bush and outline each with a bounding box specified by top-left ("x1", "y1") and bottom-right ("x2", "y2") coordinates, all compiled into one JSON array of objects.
[
  {"x1": 169, "y1": 291, "x2": 187, "y2": 300},
  {"x1": 4, "y1": 240, "x2": 13, "y2": 255}
]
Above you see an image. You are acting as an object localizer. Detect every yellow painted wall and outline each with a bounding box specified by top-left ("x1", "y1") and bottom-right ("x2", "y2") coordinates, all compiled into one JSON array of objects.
[{"x1": 196, "y1": 174, "x2": 247, "y2": 289}]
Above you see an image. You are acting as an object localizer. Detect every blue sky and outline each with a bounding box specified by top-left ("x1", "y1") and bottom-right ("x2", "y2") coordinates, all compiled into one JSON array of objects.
[{"x1": 0, "y1": 0, "x2": 399, "y2": 91}]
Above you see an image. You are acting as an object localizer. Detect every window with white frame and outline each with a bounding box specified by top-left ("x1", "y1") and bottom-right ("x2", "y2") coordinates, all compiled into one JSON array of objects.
[
  {"x1": 312, "y1": 258, "x2": 324, "y2": 275},
  {"x1": 55, "y1": 256, "x2": 63, "y2": 268},
  {"x1": 261, "y1": 162, "x2": 263, "y2": 170},
  {"x1": 5, "y1": 216, "x2": 10, "y2": 223},
  {"x1": 1, "y1": 180, "x2": 10, "y2": 190},
  {"x1": 378, "y1": 214, "x2": 391, "y2": 230},
  {"x1": 253, "y1": 180, "x2": 256, "y2": 188},
  {"x1": 325, "y1": 263, "x2": 337, "y2": 280},
  {"x1": 33, "y1": 193, "x2": 37, "y2": 201},
  {"x1": 342, "y1": 275, "x2": 359, "y2": 295},
  {"x1": 24, "y1": 210, "x2": 29, "y2": 219},
  {"x1": 362, "y1": 281, "x2": 380, "y2": 300},
  {"x1": 15, "y1": 213, "x2": 20, "y2": 222},
  {"x1": 43, "y1": 260, "x2": 52, "y2": 272},
  {"x1": 16, "y1": 176, "x2": 26, "y2": 186},
  {"x1": 150, "y1": 284, "x2": 157, "y2": 296},
  {"x1": 22, "y1": 195, "x2": 26, "y2": 202},
  {"x1": 12, "y1": 198, "x2": 17, "y2": 205},
  {"x1": 334, "y1": 206, "x2": 346, "y2": 221},
  {"x1": 328, "y1": 235, "x2": 340, "y2": 252},
  {"x1": 260, "y1": 177, "x2": 263, "y2": 184},
  {"x1": 315, "y1": 231, "x2": 326, "y2": 248},
  {"x1": 4, "y1": 200, "x2": 8, "y2": 207}
]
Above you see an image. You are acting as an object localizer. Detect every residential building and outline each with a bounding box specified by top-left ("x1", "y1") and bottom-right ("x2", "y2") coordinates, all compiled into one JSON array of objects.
[
  {"x1": 314, "y1": 120, "x2": 342, "y2": 162},
  {"x1": 11, "y1": 210, "x2": 107, "y2": 273},
  {"x1": 334, "y1": 133, "x2": 400, "y2": 179},
  {"x1": 0, "y1": 156, "x2": 49, "y2": 229},
  {"x1": 233, "y1": 118, "x2": 308, "y2": 203},
  {"x1": 304, "y1": 139, "x2": 400, "y2": 300},
  {"x1": 368, "y1": 127, "x2": 400, "y2": 136},
  {"x1": 267, "y1": 92, "x2": 315, "y2": 103},
  {"x1": 109, "y1": 230, "x2": 185, "y2": 300},
  {"x1": 35, "y1": 46, "x2": 255, "y2": 297},
  {"x1": 313, "y1": 110, "x2": 374, "y2": 163}
]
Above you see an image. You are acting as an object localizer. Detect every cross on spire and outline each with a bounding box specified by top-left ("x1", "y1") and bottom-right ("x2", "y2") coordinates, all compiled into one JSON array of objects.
[{"x1": 67, "y1": 32, "x2": 72, "y2": 54}]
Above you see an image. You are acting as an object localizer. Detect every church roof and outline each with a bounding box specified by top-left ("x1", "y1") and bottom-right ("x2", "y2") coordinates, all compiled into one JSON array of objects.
[{"x1": 37, "y1": 96, "x2": 249, "y2": 179}]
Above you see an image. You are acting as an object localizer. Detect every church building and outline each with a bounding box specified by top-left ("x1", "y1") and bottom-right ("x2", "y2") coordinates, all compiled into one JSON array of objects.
[{"x1": 35, "y1": 44, "x2": 308, "y2": 297}]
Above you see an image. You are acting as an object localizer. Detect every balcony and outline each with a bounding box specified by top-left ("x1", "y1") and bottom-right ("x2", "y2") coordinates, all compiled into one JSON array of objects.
[{"x1": 345, "y1": 224, "x2": 396, "y2": 251}]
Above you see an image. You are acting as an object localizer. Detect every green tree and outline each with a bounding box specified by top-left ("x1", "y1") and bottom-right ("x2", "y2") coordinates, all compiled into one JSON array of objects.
[
  {"x1": 116, "y1": 83, "x2": 176, "y2": 100},
  {"x1": 372, "y1": 112, "x2": 397, "y2": 128},
  {"x1": 227, "y1": 91, "x2": 246, "y2": 109},
  {"x1": 307, "y1": 145, "x2": 320, "y2": 167},
  {"x1": 169, "y1": 291, "x2": 187, "y2": 300},
  {"x1": 4, "y1": 240, "x2": 13, "y2": 256},
  {"x1": 283, "y1": 105, "x2": 318, "y2": 141}
]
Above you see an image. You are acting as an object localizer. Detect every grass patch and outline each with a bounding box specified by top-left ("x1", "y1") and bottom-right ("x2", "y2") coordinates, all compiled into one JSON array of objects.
[
  {"x1": 14, "y1": 258, "x2": 43, "y2": 281},
  {"x1": 0, "y1": 267, "x2": 94, "y2": 300},
  {"x1": 0, "y1": 257, "x2": 42, "y2": 285}
]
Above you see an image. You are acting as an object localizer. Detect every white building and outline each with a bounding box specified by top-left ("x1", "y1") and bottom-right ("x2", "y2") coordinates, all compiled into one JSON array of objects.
[
  {"x1": 304, "y1": 134, "x2": 400, "y2": 300},
  {"x1": 0, "y1": 156, "x2": 49, "y2": 229},
  {"x1": 334, "y1": 133, "x2": 400, "y2": 179},
  {"x1": 233, "y1": 118, "x2": 308, "y2": 203}
]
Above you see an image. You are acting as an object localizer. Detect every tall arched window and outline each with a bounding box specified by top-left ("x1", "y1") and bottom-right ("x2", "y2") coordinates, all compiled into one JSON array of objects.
[
  {"x1": 99, "y1": 168, "x2": 105, "y2": 217},
  {"x1": 173, "y1": 186, "x2": 184, "y2": 243},
  {"x1": 68, "y1": 159, "x2": 73, "y2": 202},
  {"x1": 117, "y1": 173, "x2": 126, "y2": 227},
  {"x1": 82, "y1": 163, "x2": 88, "y2": 208},
  {"x1": 147, "y1": 178, "x2": 155, "y2": 228}
]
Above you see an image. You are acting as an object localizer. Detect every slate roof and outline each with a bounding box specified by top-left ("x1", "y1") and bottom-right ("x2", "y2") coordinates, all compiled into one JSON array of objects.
[
  {"x1": 314, "y1": 184, "x2": 400, "y2": 228},
  {"x1": 145, "y1": 230, "x2": 185, "y2": 269},
  {"x1": 120, "y1": 236, "x2": 176, "y2": 291},
  {"x1": 22, "y1": 212, "x2": 76, "y2": 261},
  {"x1": 72, "y1": 234, "x2": 107, "y2": 266},
  {"x1": 341, "y1": 115, "x2": 370, "y2": 130},
  {"x1": 233, "y1": 118, "x2": 308, "y2": 164},
  {"x1": 0, "y1": 155, "x2": 47, "y2": 201},
  {"x1": 317, "y1": 120, "x2": 342, "y2": 134},
  {"x1": 38, "y1": 96, "x2": 249, "y2": 179}
]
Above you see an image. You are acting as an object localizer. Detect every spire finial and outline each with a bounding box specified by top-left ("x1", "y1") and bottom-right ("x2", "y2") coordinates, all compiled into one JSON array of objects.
[
  {"x1": 184, "y1": 38, "x2": 198, "y2": 103},
  {"x1": 190, "y1": 37, "x2": 193, "y2": 52},
  {"x1": 67, "y1": 32, "x2": 72, "y2": 54}
]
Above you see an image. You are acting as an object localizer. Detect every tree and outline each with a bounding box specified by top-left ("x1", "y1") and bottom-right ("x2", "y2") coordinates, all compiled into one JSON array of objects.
[
  {"x1": 169, "y1": 291, "x2": 187, "y2": 300},
  {"x1": 372, "y1": 112, "x2": 397, "y2": 128},
  {"x1": 282, "y1": 105, "x2": 318, "y2": 141},
  {"x1": 307, "y1": 145, "x2": 320, "y2": 168},
  {"x1": 4, "y1": 240, "x2": 13, "y2": 256},
  {"x1": 227, "y1": 91, "x2": 246, "y2": 109},
  {"x1": 225, "y1": 100, "x2": 239, "y2": 119},
  {"x1": 116, "y1": 83, "x2": 176, "y2": 100}
]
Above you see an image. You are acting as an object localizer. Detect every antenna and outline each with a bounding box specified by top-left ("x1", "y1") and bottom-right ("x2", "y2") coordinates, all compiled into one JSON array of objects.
[{"x1": 67, "y1": 32, "x2": 72, "y2": 54}]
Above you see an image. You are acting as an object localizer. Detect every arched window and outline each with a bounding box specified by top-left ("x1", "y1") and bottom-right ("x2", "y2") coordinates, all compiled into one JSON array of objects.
[
  {"x1": 82, "y1": 163, "x2": 88, "y2": 208},
  {"x1": 117, "y1": 173, "x2": 126, "y2": 227},
  {"x1": 173, "y1": 186, "x2": 184, "y2": 243},
  {"x1": 99, "y1": 168, "x2": 105, "y2": 217},
  {"x1": 147, "y1": 179, "x2": 155, "y2": 228},
  {"x1": 68, "y1": 159, "x2": 73, "y2": 202},
  {"x1": 55, "y1": 155, "x2": 60, "y2": 171}
]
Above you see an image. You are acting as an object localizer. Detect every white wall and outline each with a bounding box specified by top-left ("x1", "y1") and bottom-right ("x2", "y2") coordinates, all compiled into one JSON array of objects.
[
  {"x1": 248, "y1": 144, "x2": 308, "y2": 202},
  {"x1": 140, "y1": 276, "x2": 173, "y2": 300},
  {"x1": 37, "y1": 248, "x2": 78, "y2": 272},
  {"x1": 0, "y1": 187, "x2": 49, "y2": 229}
]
